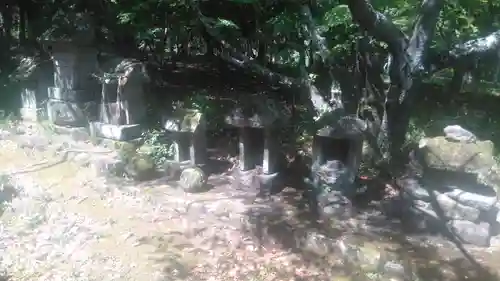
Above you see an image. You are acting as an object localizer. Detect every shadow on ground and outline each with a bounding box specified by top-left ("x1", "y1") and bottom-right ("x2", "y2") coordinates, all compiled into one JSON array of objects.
[{"x1": 243, "y1": 177, "x2": 500, "y2": 281}]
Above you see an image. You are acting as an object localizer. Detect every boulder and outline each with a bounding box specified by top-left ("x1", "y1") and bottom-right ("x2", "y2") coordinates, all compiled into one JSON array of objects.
[
  {"x1": 417, "y1": 136, "x2": 500, "y2": 188},
  {"x1": 124, "y1": 154, "x2": 157, "y2": 181},
  {"x1": 179, "y1": 167, "x2": 207, "y2": 193}
]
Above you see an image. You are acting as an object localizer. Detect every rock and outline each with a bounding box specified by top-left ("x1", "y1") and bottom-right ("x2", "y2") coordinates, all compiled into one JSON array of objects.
[
  {"x1": 317, "y1": 190, "x2": 353, "y2": 219},
  {"x1": 355, "y1": 243, "x2": 383, "y2": 272},
  {"x1": 434, "y1": 193, "x2": 481, "y2": 221},
  {"x1": 443, "y1": 125, "x2": 477, "y2": 143},
  {"x1": 0, "y1": 129, "x2": 11, "y2": 139},
  {"x1": 157, "y1": 160, "x2": 187, "y2": 180},
  {"x1": 92, "y1": 156, "x2": 125, "y2": 178},
  {"x1": 179, "y1": 167, "x2": 207, "y2": 193},
  {"x1": 302, "y1": 231, "x2": 337, "y2": 256},
  {"x1": 444, "y1": 189, "x2": 497, "y2": 211},
  {"x1": 398, "y1": 177, "x2": 431, "y2": 200},
  {"x1": 416, "y1": 136, "x2": 500, "y2": 187},
  {"x1": 448, "y1": 220, "x2": 490, "y2": 247},
  {"x1": 489, "y1": 234, "x2": 500, "y2": 247},
  {"x1": 73, "y1": 152, "x2": 91, "y2": 167},
  {"x1": 17, "y1": 135, "x2": 51, "y2": 151},
  {"x1": 255, "y1": 172, "x2": 280, "y2": 198},
  {"x1": 381, "y1": 260, "x2": 406, "y2": 279},
  {"x1": 0, "y1": 176, "x2": 17, "y2": 208},
  {"x1": 405, "y1": 200, "x2": 443, "y2": 233}
]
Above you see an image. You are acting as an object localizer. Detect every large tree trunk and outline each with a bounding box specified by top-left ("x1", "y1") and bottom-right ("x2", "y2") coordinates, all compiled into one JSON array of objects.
[{"x1": 348, "y1": 0, "x2": 444, "y2": 172}]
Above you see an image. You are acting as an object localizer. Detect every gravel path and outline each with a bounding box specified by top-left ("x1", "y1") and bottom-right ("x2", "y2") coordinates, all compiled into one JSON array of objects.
[{"x1": 0, "y1": 130, "x2": 320, "y2": 281}]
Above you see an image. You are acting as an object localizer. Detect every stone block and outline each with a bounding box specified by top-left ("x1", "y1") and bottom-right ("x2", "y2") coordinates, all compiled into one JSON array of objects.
[
  {"x1": 20, "y1": 108, "x2": 42, "y2": 122},
  {"x1": 47, "y1": 99, "x2": 87, "y2": 127},
  {"x1": 444, "y1": 189, "x2": 497, "y2": 211},
  {"x1": 48, "y1": 87, "x2": 86, "y2": 102},
  {"x1": 448, "y1": 220, "x2": 490, "y2": 247},
  {"x1": 90, "y1": 122, "x2": 142, "y2": 141},
  {"x1": 435, "y1": 193, "x2": 481, "y2": 221}
]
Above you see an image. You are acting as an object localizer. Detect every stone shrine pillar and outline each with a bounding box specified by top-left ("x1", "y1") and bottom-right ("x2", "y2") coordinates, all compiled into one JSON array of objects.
[
  {"x1": 162, "y1": 109, "x2": 207, "y2": 165},
  {"x1": 224, "y1": 104, "x2": 287, "y2": 174},
  {"x1": 45, "y1": 41, "x2": 99, "y2": 127}
]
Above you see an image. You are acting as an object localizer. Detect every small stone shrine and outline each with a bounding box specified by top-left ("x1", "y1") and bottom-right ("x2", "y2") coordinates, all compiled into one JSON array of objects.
[
  {"x1": 306, "y1": 115, "x2": 365, "y2": 219},
  {"x1": 162, "y1": 108, "x2": 207, "y2": 165},
  {"x1": 44, "y1": 41, "x2": 99, "y2": 127},
  {"x1": 396, "y1": 125, "x2": 500, "y2": 247},
  {"x1": 224, "y1": 100, "x2": 288, "y2": 175},
  {"x1": 90, "y1": 59, "x2": 148, "y2": 141}
]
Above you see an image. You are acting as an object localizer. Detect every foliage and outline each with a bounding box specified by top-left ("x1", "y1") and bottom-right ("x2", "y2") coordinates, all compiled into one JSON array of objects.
[
  {"x1": 140, "y1": 129, "x2": 176, "y2": 167},
  {"x1": 0, "y1": 0, "x2": 499, "y2": 174}
]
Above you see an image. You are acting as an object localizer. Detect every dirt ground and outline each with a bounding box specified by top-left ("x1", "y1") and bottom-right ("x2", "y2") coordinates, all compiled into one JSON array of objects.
[{"x1": 0, "y1": 122, "x2": 500, "y2": 281}]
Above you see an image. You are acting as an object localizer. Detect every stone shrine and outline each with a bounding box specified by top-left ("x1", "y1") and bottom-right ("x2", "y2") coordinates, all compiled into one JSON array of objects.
[
  {"x1": 224, "y1": 101, "x2": 288, "y2": 175},
  {"x1": 90, "y1": 59, "x2": 148, "y2": 141},
  {"x1": 44, "y1": 41, "x2": 99, "y2": 127},
  {"x1": 306, "y1": 115, "x2": 365, "y2": 219},
  {"x1": 162, "y1": 109, "x2": 207, "y2": 165}
]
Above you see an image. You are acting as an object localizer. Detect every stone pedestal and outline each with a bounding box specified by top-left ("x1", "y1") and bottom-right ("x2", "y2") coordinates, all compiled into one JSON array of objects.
[
  {"x1": 162, "y1": 109, "x2": 207, "y2": 165},
  {"x1": 90, "y1": 122, "x2": 142, "y2": 141}
]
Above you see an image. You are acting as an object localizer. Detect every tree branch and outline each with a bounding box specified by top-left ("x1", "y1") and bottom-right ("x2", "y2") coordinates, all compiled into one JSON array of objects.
[
  {"x1": 347, "y1": 0, "x2": 408, "y2": 54},
  {"x1": 407, "y1": 0, "x2": 444, "y2": 73},
  {"x1": 430, "y1": 30, "x2": 500, "y2": 72}
]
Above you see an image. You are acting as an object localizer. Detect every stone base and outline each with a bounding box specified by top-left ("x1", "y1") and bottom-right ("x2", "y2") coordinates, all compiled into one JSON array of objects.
[
  {"x1": 47, "y1": 99, "x2": 87, "y2": 127},
  {"x1": 20, "y1": 107, "x2": 43, "y2": 122},
  {"x1": 90, "y1": 122, "x2": 142, "y2": 141}
]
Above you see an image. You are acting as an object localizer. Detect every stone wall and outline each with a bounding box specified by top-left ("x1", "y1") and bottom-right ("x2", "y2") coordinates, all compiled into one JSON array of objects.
[{"x1": 397, "y1": 126, "x2": 500, "y2": 247}]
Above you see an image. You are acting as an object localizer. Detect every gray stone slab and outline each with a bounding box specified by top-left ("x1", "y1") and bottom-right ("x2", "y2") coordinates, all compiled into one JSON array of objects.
[
  {"x1": 435, "y1": 193, "x2": 481, "y2": 221},
  {"x1": 444, "y1": 189, "x2": 497, "y2": 210},
  {"x1": 90, "y1": 122, "x2": 142, "y2": 141},
  {"x1": 48, "y1": 87, "x2": 85, "y2": 102}
]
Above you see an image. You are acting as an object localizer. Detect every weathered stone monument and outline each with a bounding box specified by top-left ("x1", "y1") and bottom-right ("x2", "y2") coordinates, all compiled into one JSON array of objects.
[
  {"x1": 90, "y1": 59, "x2": 148, "y2": 141},
  {"x1": 45, "y1": 41, "x2": 99, "y2": 128},
  {"x1": 162, "y1": 108, "x2": 207, "y2": 165},
  {"x1": 397, "y1": 125, "x2": 500, "y2": 247},
  {"x1": 15, "y1": 56, "x2": 53, "y2": 121}
]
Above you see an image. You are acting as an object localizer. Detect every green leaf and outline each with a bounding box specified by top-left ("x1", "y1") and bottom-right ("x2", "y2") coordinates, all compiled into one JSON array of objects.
[{"x1": 215, "y1": 18, "x2": 240, "y2": 29}]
